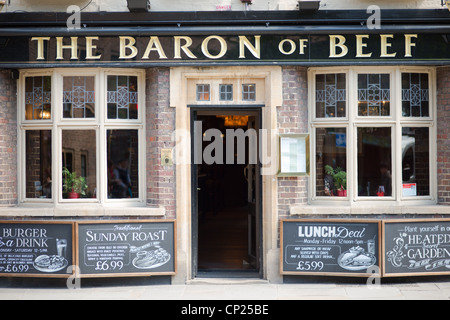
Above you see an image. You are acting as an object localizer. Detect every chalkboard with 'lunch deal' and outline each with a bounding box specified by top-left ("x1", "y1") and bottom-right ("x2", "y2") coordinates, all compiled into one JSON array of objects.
[
  {"x1": 0, "y1": 221, "x2": 74, "y2": 277},
  {"x1": 281, "y1": 220, "x2": 381, "y2": 277},
  {"x1": 76, "y1": 220, "x2": 176, "y2": 277},
  {"x1": 383, "y1": 219, "x2": 450, "y2": 277}
]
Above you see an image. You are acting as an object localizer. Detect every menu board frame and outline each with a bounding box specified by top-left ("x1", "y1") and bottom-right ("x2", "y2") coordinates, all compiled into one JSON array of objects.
[
  {"x1": 280, "y1": 219, "x2": 382, "y2": 277},
  {"x1": 382, "y1": 219, "x2": 450, "y2": 278},
  {"x1": 76, "y1": 220, "x2": 177, "y2": 278},
  {"x1": 278, "y1": 134, "x2": 310, "y2": 177},
  {"x1": 0, "y1": 221, "x2": 75, "y2": 278}
]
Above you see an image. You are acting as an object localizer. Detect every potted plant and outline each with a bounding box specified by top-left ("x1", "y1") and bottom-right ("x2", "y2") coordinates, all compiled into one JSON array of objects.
[
  {"x1": 325, "y1": 165, "x2": 347, "y2": 197},
  {"x1": 62, "y1": 167, "x2": 88, "y2": 199}
]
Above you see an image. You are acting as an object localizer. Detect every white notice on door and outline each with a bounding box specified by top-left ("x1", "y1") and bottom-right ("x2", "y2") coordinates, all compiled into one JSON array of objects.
[{"x1": 402, "y1": 183, "x2": 417, "y2": 197}]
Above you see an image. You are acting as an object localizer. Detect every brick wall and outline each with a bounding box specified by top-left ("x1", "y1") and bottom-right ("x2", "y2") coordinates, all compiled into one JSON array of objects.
[
  {"x1": 277, "y1": 67, "x2": 309, "y2": 218},
  {"x1": 146, "y1": 68, "x2": 176, "y2": 218},
  {"x1": 437, "y1": 66, "x2": 450, "y2": 205},
  {"x1": 0, "y1": 70, "x2": 17, "y2": 206}
]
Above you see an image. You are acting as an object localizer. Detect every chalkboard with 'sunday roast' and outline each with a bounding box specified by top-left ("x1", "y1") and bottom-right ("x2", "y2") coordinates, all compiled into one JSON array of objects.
[
  {"x1": 281, "y1": 220, "x2": 381, "y2": 277},
  {"x1": 0, "y1": 221, "x2": 74, "y2": 277},
  {"x1": 383, "y1": 219, "x2": 450, "y2": 277},
  {"x1": 77, "y1": 220, "x2": 176, "y2": 277}
]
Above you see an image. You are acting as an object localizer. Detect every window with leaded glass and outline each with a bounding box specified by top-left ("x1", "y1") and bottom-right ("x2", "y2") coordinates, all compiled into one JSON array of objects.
[
  {"x1": 315, "y1": 73, "x2": 346, "y2": 118},
  {"x1": 63, "y1": 76, "x2": 95, "y2": 118},
  {"x1": 402, "y1": 73, "x2": 429, "y2": 117},
  {"x1": 107, "y1": 75, "x2": 138, "y2": 120},
  {"x1": 20, "y1": 69, "x2": 145, "y2": 204},
  {"x1": 310, "y1": 67, "x2": 435, "y2": 204},
  {"x1": 358, "y1": 74, "x2": 390, "y2": 116},
  {"x1": 25, "y1": 76, "x2": 52, "y2": 120}
]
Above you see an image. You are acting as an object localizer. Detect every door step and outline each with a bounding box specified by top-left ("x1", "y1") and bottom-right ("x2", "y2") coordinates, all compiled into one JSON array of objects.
[{"x1": 187, "y1": 278, "x2": 269, "y2": 285}]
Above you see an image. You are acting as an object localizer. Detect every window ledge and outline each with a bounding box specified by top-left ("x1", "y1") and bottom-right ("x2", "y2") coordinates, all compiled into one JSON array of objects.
[
  {"x1": 290, "y1": 204, "x2": 450, "y2": 216},
  {"x1": 0, "y1": 205, "x2": 166, "y2": 218}
]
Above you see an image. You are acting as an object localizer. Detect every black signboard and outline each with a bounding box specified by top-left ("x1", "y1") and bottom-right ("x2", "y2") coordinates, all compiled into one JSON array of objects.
[
  {"x1": 281, "y1": 220, "x2": 381, "y2": 277},
  {"x1": 383, "y1": 219, "x2": 450, "y2": 277},
  {"x1": 1, "y1": 33, "x2": 450, "y2": 67},
  {"x1": 0, "y1": 221, "x2": 74, "y2": 277},
  {"x1": 77, "y1": 220, "x2": 176, "y2": 277}
]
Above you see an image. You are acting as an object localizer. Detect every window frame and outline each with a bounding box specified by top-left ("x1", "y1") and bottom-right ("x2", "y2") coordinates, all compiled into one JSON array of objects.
[
  {"x1": 196, "y1": 84, "x2": 211, "y2": 102},
  {"x1": 309, "y1": 66, "x2": 436, "y2": 205},
  {"x1": 18, "y1": 68, "x2": 147, "y2": 206},
  {"x1": 242, "y1": 83, "x2": 257, "y2": 102}
]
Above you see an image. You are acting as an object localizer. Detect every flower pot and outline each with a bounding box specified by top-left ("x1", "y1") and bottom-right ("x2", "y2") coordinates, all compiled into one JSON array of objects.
[
  {"x1": 68, "y1": 191, "x2": 80, "y2": 199},
  {"x1": 337, "y1": 190, "x2": 347, "y2": 197}
]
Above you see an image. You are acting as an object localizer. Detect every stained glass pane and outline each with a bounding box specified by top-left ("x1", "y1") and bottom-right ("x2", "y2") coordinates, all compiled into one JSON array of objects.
[
  {"x1": 358, "y1": 74, "x2": 390, "y2": 117},
  {"x1": 315, "y1": 73, "x2": 346, "y2": 118},
  {"x1": 63, "y1": 76, "x2": 95, "y2": 118},
  {"x1": 401, "y1": 73, "x2": 429, "y2": 117},
  {"x1": 107, "y1": 76, "x2": 138, "y2": 119},
  {"x1": 25, "y1": 76, "x2": 52, "y2": 120}
]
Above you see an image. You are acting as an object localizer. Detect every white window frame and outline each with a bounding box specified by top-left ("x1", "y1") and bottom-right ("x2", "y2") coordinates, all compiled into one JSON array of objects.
[
  {"x1": 309, "y1": 66, "x2": 437, "y2": 206},
  {"x1": 18, "y1": 68, "x2": 146, "y2": 206}
]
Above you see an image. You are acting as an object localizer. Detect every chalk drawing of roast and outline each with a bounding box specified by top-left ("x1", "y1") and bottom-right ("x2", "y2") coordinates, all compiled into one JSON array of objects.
[{"x1": 132, "y1": 247, "x2": 171, "y2": 269}]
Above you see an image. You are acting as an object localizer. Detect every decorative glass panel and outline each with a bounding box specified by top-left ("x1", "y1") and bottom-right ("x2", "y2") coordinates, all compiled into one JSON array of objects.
[
  {"x1": 62, "y1": 130, "x2": 97, "y2": 199},
  {"x1": 63, "y1": 76, "x2": 95, "y2": 118},
  {"x1": 196, "y1": 84, "x2": 210, "y2": 101},
  {"x1": 402, "y1": 73, "x2": 429, "y2": 117},
  {"x1": 315, "y1": 74, "x2": 346, "y2": 118},
  {"x1": 358, "y1": 74, "x2": 390, "y2": 116},
  {"x1": 316, "y1": 128, "x2": 347, "y2": 197},
  {"x1": 107, "y1": 75, "x2": 138, "y2": 120},
  {"x1": 107, "y1": 130, "x2": 139, "y2": 199},
  {"x1": 26, "y1": 130, "x2": 52, "y2": 199},
  {"x1": 25, "y1": 76, "x2": 52, "y2": 120},
  {"x1": 242, "y1": 84, "x2": 256, "y2": 101},
  {"x1": 402, "y1": 127, "x2": 430, "y2": 196},
  {"x1": 357, "y1": 127, "x2": 392, "y2": 197},
  {"x1": 219, "y1": 84, "x2": 233, "y2": 101}
]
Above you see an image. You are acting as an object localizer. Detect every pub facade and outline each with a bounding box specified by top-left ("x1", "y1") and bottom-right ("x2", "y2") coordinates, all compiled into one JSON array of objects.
[{"x1": 0, "y1": 0, "x2": 450, "y2": 283}]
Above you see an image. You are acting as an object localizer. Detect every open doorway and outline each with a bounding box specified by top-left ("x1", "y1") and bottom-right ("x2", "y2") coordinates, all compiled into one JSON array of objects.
[{"x1": 191, "y1": 109, "x2": 262, "y2": 277}]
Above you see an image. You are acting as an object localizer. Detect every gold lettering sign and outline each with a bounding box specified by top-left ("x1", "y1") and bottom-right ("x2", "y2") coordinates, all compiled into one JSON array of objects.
[
  {"x1": 329, "y1": 34, "x2": 418, "y2": 59},
  {"x1": 29, "y1": 34, "x2": 420, "y2": 62}
]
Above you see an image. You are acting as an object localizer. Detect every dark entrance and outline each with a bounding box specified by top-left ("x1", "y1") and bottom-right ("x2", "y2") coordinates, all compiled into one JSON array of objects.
[{"x1": 191, "y1": 108, "x2": 262, "y2": 277}]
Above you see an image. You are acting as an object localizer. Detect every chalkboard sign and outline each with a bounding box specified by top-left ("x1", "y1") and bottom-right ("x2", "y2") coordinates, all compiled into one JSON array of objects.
[
  {"x1": 77, "y1": 220, "x2": 176, "y2": 277},
  {"x1": 281, "y1": 220, "x2": 381, "y2": 277},
  {"x1": 383, "y1": 219, "x2": 450, "y2": 277},
  {"x1": 0, "y1": 221, "x2": 74, "y2": 277}
]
